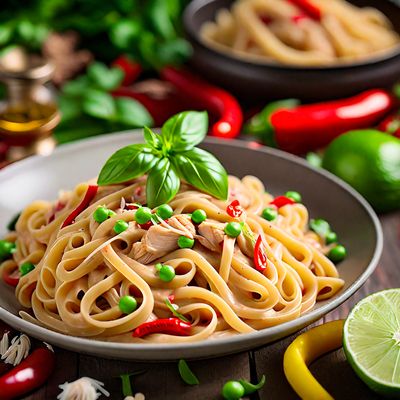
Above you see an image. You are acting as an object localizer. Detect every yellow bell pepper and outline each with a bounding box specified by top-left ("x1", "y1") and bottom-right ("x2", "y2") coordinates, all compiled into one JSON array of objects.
[{"x1": 283, "y1": 320, "x2": 344, "y2": 400}]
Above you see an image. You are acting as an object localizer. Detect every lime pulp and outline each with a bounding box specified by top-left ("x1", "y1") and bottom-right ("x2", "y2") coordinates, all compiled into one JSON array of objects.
[{"x1": 343, "y1": 289, "x2": 400, "y2": 397}]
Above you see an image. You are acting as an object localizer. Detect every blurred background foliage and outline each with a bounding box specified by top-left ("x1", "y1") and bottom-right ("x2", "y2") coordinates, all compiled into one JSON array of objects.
[{"x1": 0, "y1": 0, "x2": 191, "y2": 68}]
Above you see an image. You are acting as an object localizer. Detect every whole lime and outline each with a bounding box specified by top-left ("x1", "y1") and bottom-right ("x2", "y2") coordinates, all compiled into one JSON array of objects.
[{"x1": 322, "y1": 130, "x2": 400, "y2": 212}]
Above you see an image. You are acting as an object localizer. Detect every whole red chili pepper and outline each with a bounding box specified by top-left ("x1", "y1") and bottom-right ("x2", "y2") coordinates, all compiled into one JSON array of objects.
[
  {"x1": 160, "y1": 67, "x2": 243, "y2": 139},
  {"x1": 112, "y1": 56, "x2": 142, "y2": 86},
  {"x1": 0, "y1": 344, "x2": 55, "y2": 400},
  {"x1": 226, "y1": 200, "x2": 243, "y2": 218},
  {"x1": 254, "y1": 235, "x2": 267, "y2": 272},
  {"x1": 112, "y1": 87, "x2": 187, "y2": 127},
  {"x1": 2, "y1": 263, "x2": 19, "y2": 287},
  {"x1": 132, "y1": 318, "x2": 191, "y2": 338},
  {"x1": 287, "y1": 0, "x2": 321, "y2": 20},
  {"x1": 270, "y1": 196, "x2": 295, "y2": 208},
  {"x1": 378, "y1": 111, "x2": 400, "y2": 138},
  {"x1": 61, "y1": 185, "x2": 98, "y2": 228},
  {"x1": 248, "y1": 89, "x2": 395, "y2": 154}
]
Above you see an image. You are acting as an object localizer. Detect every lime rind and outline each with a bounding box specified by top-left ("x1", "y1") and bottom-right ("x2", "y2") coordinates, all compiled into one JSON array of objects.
[{"x1": 343, "y1": 289, "x2": 400, "y2": 397}]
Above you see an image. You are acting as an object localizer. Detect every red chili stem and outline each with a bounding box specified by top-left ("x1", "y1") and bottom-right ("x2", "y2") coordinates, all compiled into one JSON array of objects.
[
  {"x1": 287, "y1": 0, "x2": 321, "y2": 20},
  {"x1": 112, "y1": 56, "x2": 142, "y2": 86},
  {"x1": 270, "y1": 89, "x2": 396, "y2": 154},
  {"x1": 226, "y1": 200, "x2": 243, "y2": 218},
  {"x1": 270, "y1": 196, "x2": 295, "y2": 208},
  {"x1": 160, "y1": 67, "x2": 243, "y2": 139},
  {"x1": 61, "y1": 185, "x2": 98, "y2": 228},
  {"x1": 132, "y1": 318, "x2": 191, "y2": 338},
  {"x1": 254, "y1": 235, "x2": 267, "y2": 272},
  {"x1": 0, "y1": 346, "x2": 55, "y2": 399}
]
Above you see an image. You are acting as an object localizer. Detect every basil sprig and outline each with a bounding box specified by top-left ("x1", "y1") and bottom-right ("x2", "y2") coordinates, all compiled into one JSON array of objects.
[{"x1": 98, "y1": 111, "x2": 228, "y2": 208}]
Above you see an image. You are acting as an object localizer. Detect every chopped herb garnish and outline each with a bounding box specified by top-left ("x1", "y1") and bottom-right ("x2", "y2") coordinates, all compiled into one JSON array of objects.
[
  {"x1": 165, "y1": 298, "x2": 189, "y2": 322},
  {"x1": 178, "y1": 359, "x2": 199, "y2": 385}
]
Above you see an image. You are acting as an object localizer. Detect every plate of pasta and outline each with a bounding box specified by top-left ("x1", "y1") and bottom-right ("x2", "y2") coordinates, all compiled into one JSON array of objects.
[{"x1": 0, "y1": 112, "x2": 382, "y2": 360}]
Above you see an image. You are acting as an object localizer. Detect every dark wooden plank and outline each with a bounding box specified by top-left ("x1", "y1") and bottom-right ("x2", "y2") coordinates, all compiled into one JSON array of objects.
[
  {"x1": 22, "y1": 348, "x2": 78, "y2": 399},
  {"x1": 78, "y1": 352, "x2": 250, "y2": 400}
]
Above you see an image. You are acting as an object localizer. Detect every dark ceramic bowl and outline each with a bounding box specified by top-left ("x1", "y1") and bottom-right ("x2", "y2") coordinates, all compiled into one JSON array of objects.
[{"x1": 184, "y1": 0, "x2": 400, "y2": 101}]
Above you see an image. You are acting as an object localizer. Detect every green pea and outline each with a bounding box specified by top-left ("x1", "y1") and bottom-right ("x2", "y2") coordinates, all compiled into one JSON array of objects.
[
  {"x1": 178, "y1": 236, "x2": 195, "y2": 249},
  {"x1": 262, "y1": 207, "x2": 278, "y2": 221},
  {"x1": 191, "y1": 209, "x2": 207, "y2": 224},
  {"x1": 118, "y1": 295, "x2": 138, "y2": 314},
  {"x1": 114, "y1": 220, "x2": 129, "y2": 234},
  {"x1": 224, "y1": 222, "x2": 243, "y2": 238},
  {"x1": 285, "y1": 191, "x2": 302, "y2": 203},
  {"x1": 156, "y1": 204, "x2": 173, "y2": 220},
  {"x1": 93, "y1": 206, "x2": 110, "y2": 223},
  {"x1": 0, "y1": 240, "x2": 16, "y2": 261},
  {"x1": 326, "y1": 231, "x2": 338, "y2": 245},
  {"x1": 155, "y1": 263, "x2": 175, "y2": 282},
  {"x1": 135, "y1": 207, "x2": 152, "y2": 224},
  {"x1": 328, "y1": 245, "x2": 347, "y2": 263},
  {"x1": 222, "y1": 381, "x2": 245, "y2": 400},
  {"x1": 19, "y1": 262, "x2": 35, "y2": 276}
]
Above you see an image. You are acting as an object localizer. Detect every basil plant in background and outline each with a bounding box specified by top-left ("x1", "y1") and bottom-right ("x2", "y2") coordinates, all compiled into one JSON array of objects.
[
  {"x1": 98, "y1": 111, "x2": 229, "y2": 208},
  {"x1": 55, "y1": 61, "x2": 153, "y2": 144}
]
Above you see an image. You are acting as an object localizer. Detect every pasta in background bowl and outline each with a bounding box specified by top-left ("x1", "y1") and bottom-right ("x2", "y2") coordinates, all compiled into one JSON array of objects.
[
  {"x1": 0, "y1": 132, "x2": 382, "y2": 360},
  {"x1": 183, "y1": 0, "x2": 400, "y2": 101}
]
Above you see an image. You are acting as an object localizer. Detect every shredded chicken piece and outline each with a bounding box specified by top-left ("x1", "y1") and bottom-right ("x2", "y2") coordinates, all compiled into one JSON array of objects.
[
  {"x1": 0, "y1": 333, "x2": 31, "y2": 366},
  {"x1": 197, "y1": 221, "x2": 226, "y2": 252},
  {"x1": 133, "y1": 215, "x2": 195, "y2": 264},
  {"x1": 57, "y1": 377, "x2": 110, "y2": 400}
]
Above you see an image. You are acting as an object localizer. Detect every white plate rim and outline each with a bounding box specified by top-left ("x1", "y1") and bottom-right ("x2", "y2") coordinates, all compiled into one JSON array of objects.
[{"x1": 0, "y1": 132, "x2": 383, "y2": 359}]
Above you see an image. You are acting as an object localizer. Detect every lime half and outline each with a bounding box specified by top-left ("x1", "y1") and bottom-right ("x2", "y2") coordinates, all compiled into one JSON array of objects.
[{"x1": 343, "y1": 289, "x2": 400, "y2": 397}]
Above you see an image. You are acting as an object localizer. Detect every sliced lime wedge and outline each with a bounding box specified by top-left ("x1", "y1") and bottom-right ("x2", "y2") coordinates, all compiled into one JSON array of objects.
[{"x1": 343, "y1": 289, "x2": 400, "y2": 397}]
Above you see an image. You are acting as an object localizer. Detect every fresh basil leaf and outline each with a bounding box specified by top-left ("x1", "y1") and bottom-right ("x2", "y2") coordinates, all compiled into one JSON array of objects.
[
  {"x1": 87, "y1": 62, "x2": 124, "y2": 91},
  {"x1": 146, "y1": 0, "x2": 176, "y2": 40},
  {"x1": 157, "y1": 38, "x2": 192, "y2": 67},
  {"x1": 172, "y1": 148, "x2": 228, "y2": 200},
  {"x1": 98, "y1": 144, "x2": 157, "y2": 185},
  {"x1": 114, "y1": 97, "x2": 153, "y2": 127},
  {"x1": 59, "y1": 94, "x2": 82, "y2": 122},
  {"x1": 0, "y1": 25, "x2": 12, "y2": 46},
  {"x1": 109, "y1": 19, "x2": 141, "y2": 49},
  {"x1": 178, "y1": 360, "x2": 199, "y2": 386},
  {"x1": 62, "y1": 76, "x2": 90, "y2": 97},
  {"x1": 146, "y1": 158, "x2": 180, "y2": 208},
  {"x1": 162, "y1": 111, "x2": 208, "y2": 151},
  {"x1": 83, "y1": 89, "x2": 116, "y2": 120},
  {"x1": 309, "y1": 218, "x2": 331, "y2": 239},
  {"x1": 143, "y1": 126, "x2": 161, "y2": 150}
]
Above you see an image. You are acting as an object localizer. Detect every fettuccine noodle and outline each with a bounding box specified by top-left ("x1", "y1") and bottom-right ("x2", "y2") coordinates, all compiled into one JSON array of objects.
[
  {"x1": 200, "y1": 0, "x2": 400, "y2": 66},
  {"x1": 1, "y1": 175, "x2": 344, "y2": 342}
]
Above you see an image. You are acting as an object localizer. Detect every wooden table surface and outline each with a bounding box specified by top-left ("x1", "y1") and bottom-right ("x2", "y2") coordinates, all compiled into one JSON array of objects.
[{"x1": 17, "y1": 212, "x2": 399, "y2": 400}]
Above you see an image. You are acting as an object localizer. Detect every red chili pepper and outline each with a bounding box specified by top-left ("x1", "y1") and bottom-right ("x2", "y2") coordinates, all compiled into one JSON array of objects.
[
  {"x1": 378, "y1": 111, "x2": 400, "y2": 138},
  {"x1": 2, "y1": 264, "x2": 19, "y2": 287},
  {"x1": 160, "y1": 67, "x2": 243, "y2": 139},
  {"x1": 132, "y1": 318, "x2": 191, "y2": 338},
  {"x1": 48, "y1": 201, "x2": 66, "y2": 223},
  {"x1": 287, "y1": 0, "x2": 321, "y2": 20},
  {"x1": 254, "y1": 235, "x2": 267, "y2": 272},
  {"x1": 112, "y1": 87, "x2": 187, "y2": 126},
  {"x1": 61, "y1": 185, "x2": 98, "y2": 228},
  {"x1": 252, "y1": 89, "x2": 395, "y2": 154},
  {"x1": 270, "y1": 196, "x2": 295, "y2": 208},
  {"x1": 226, "y1": 200, "x2": 243, "y2": 218},
  {"x1": 167, "y1": 294, "x2": 175, "y2": 303},
  {"x1": 125, "y1": 203, "x2": 140, "y2": 210},
  {"x1": 0, "y1": 345, "x2": 55, "y2": 400},
  {"x1": 139, "y1": 221, "x2": 153, "y2": 230},
  {"x1": 112, "y1": 56, "x2": 142, "y2": 86}
]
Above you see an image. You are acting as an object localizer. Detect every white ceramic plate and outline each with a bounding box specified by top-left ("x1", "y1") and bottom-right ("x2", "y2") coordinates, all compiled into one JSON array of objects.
[{"x1": 0, "y1": 132, "x2": 383, "y2": 360}]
